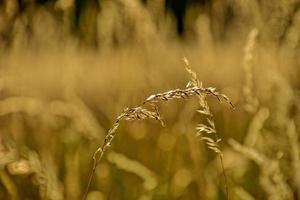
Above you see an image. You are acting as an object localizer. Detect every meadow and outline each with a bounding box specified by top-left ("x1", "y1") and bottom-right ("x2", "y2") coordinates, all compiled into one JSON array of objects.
[{"x1": 0, "y1": 0, "x2": 299, "y2": 200}]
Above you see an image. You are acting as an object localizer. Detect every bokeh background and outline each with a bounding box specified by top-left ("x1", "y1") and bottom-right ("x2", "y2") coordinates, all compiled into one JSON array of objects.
[{"x1": 0, "y1": 0, "x2": 300, "y2": 199}]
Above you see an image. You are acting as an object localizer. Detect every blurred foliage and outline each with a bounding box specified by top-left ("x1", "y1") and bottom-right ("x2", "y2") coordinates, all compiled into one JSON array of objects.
[{"x1": 0, "y1": 0, "x2": 300, "y2": 200}]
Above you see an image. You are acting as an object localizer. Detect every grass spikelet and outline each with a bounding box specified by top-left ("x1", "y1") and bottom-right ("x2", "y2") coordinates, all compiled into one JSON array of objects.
[
  {"x1": 244, "y1": 107, "x2": 270, "y2": 147},
  {"x1": 83, "y1": 59, "x2": 233, "y2": 200},
  {"x1": 184, "y1": 56, "x2": 231, "y2": 199},
  {"x1": 242, "y1": 28, "x2": 259, "y2": 113}
]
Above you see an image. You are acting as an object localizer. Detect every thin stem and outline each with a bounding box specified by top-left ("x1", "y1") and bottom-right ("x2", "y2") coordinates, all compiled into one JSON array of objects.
[
  {"x1": 82, "y1": 82, "x2": 232, "y2": 200},
  {"x1": 82, "y1": 146, "x2": 104, "y2": 200},
  {"x1": 219, "y1": 154, "x2": 229, "y2": 200}
]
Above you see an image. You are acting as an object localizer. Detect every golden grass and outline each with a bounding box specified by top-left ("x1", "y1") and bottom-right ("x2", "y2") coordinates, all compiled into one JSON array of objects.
[
  {"x1": 83, "y1": 59, "x2": 233, "y2": 199},
  {"x1": 0, "y1": 0, "x2": 300, "y2": 199}
]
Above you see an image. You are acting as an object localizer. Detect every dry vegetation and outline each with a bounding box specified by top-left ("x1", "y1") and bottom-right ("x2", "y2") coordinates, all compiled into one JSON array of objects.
[{"x1": 0, "y1": 0, "x2": 300, "y2": 200}]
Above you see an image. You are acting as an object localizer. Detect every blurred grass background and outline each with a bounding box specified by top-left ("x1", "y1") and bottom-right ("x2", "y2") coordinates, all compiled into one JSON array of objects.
[{"x1": 0, "y1": 0, "x2": 300, "y2": 199}]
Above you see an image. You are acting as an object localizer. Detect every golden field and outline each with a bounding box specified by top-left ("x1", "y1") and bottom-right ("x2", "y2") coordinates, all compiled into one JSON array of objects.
[{"x1": 0, "y1": 0, "x2": 300, "y2": 199}]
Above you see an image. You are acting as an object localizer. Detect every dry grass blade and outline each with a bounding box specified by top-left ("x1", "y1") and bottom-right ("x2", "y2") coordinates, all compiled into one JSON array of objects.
[
  {"x1": 83, "y1": 106, "x2": 164, "y2": 200},
  {"x1": 83, "y1": 58, "x2": 233, "y2": 200},
  {"x1": 184, "y1": 56, "x2": 232, "y2": 199}
]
